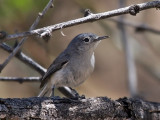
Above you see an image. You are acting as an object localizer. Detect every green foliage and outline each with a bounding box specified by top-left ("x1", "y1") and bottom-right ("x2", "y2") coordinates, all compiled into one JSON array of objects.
[
  {"x1": 7, "y1": 0, "x2": 34, "y2": 12},
  {"x1": 0, "y1": 0, "x2": 48, "y2": 24},
  {"x1": 0, "y1": 0, "x2": 33, "y2": 18}
]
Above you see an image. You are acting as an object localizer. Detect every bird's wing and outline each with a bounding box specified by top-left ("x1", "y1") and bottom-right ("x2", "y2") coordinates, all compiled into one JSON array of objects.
[{"x1": 40, "y1": 52, "x2": 70, "y2": 88}]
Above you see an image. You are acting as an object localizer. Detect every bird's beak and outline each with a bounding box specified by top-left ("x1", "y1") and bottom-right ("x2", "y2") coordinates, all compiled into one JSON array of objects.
[{"x1": 97, "y1": 35, "x2": 110, "y2": 41}]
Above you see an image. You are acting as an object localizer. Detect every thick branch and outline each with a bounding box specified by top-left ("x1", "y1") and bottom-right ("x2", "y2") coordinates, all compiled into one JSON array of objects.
[
  {"x1": 1, "y1": 1, "x2": 160, "y2": 41},
  {"x1": 0, "y1": 97, "x2": 159, "y2": 119}
]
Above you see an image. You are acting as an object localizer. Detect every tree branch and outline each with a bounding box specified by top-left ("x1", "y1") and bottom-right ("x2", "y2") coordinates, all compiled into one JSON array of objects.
[
  {"x1": 0, "y1": 1, "x2": 160, "y2": 41},
  {"x1": 118, "y1": 0, "x2": 138, "y2": 97},
  {"x1": 110, "y1": 18, "x2": 160, "y2": 34},
  {"x1": 0, "y1": 0, "x2": 54, "y2": 73},
  {"x1": 0, "y1": 97, "x2": 159, "y2": 119},
  {"x1": 0, "y1": 43, "x2": 46, "y2": 75},
  {"x1": 0, "y1": 77, "x2": 40, "y2": 83}
]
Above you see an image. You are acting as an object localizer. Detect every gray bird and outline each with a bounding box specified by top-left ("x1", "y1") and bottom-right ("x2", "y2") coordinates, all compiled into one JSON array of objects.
[{"x1": 38, "y1": 33, "x2": 109, "y2": 97}]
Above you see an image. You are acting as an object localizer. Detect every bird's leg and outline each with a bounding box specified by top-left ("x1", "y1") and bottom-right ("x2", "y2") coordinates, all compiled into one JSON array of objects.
[
  {"x1": 50, "y1": 86, "x2": 55, "y2": 97},
  {"x1": 69, "y1": 87, "x2": 85, "y2": 100},
  {"x1": 58, "y1": 87, "x2": 85, "y2": 99}
]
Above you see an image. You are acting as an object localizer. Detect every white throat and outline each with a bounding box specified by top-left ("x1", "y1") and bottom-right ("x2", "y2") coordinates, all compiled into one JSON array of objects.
[{"x1": 91, "y1": 53, "x2": 95, "y2": 68}]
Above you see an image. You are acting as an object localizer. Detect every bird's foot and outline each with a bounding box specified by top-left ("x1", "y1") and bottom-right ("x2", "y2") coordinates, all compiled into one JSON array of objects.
[{"x1": 69, "y1": 87, "x2": 85, "y2": 100}]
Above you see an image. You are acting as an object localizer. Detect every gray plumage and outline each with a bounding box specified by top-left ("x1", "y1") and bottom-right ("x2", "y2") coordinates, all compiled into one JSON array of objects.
[{"x1": 38, "y1": 33, "x2": 109, "y2": 97}]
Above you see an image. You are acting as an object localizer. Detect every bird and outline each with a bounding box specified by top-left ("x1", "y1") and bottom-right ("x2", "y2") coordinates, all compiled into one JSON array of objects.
[{"x1": 38, "y1": 33, "x2": 109, "y2": 97}]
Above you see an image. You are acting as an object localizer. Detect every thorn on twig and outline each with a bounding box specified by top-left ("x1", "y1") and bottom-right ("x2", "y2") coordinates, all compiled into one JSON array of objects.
[
  {"x1": 84, "y1": 9, "x2": 93, "y2": 17},
  {"x1": 129, "y1": 5, "x2": 140, "y2": 16},
  {"x1": 60, "y1": 30, "x2": 66, "y2": 36},
  {"x1": 0, "y1": 31, "x2": 7, "y2": 40},
  {"x1": 38, "y1": 12, "x2": 43, "y2": 18},
  {"x1": 60, "y1": 26, "x2": 66, "y2": 36},
  {"x1": 50, "y1": 3, "x2": 54, "y2": 8},
  {"x1": 39, "y1": 29, "x2": 52, "y2": 42}
]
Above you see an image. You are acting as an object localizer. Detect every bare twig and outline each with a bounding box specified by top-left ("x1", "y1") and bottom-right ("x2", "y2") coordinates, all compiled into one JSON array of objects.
[
  {"x1": 73, "y1": 1, "x2": 160, "y2": 35},
  {"x1": 0, "y1": 1, "x2": 160, "y2": 41},
  {"x1": 118, "y1": 0, "x2": 137, "y2": 97},
  {"x1": 0, "y1": 43, "x2": 46, "y2": 75},
  {"x1": 110, "y1": 18, "x2": 160, "y2": 34},
  {"x1": 0, "y1": 77, "x2": 40, "y2": 83},
  {"x1": 0, "y1": 0, "x2": 54, "y2": 72}
]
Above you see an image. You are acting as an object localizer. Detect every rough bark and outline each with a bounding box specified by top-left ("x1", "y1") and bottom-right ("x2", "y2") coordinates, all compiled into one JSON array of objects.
[{"x1": 0, "y1": 97, "x2": 159, "y2": 120}]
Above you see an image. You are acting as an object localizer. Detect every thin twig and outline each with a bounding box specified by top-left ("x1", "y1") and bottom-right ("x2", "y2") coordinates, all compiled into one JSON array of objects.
[
  {"x1": 0, "y1": 0, "x2": 54, "y2": 72},
  {"x1": 110, "y1": 18, "x2": 160, "y2": 34},
  {"x1": 0, "y1": 43, "x2": 47, "y2": 75},
  {"x1": 0, "y1": 0, "x2": 160, "y2": 41},
  {"x1": 0, "y1": 77, "x2": 40, "y2": 83},
  {"x1": 118, "y1": 0, "x2": 137, "y2": 97},
  {"x1": 73, "y1": 0, "x2": 160, "y2": 35}
]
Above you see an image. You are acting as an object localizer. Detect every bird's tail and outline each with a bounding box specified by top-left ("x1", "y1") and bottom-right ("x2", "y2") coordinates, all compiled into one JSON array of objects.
[{"x1": 37, "y1": 83, "x2": 53, "y2": 97}]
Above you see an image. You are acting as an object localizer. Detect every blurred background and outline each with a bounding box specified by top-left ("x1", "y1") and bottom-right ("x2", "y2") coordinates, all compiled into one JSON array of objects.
[{"x1": 0, "y1": 0, "x2": 160, "y2": 102}]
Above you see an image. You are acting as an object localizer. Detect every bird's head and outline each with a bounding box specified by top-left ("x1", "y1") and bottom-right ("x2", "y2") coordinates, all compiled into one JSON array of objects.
[{"x1": 67, "y1": 33, "x2": 109, "y2": 53}]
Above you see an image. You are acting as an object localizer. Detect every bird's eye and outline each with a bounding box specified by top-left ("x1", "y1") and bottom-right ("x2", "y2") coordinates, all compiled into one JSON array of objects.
[{"x1": 83, "y1": 37, "x2": 90, "y2": 42}]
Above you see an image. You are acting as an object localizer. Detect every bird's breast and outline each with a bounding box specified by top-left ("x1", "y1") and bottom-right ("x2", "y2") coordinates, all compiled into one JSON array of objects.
[
  {"x1": 70, "y1": 52, "x2": 95, "y2": 86},
  {"x1": 51, "y1": 53, "x2": 95, "y2": 87}
]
